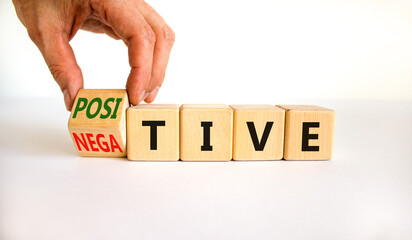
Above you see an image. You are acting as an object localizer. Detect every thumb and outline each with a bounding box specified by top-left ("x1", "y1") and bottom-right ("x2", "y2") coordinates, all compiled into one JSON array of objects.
[{"x1": 37, "y1": 35, "x2": 83, "y2": 111}]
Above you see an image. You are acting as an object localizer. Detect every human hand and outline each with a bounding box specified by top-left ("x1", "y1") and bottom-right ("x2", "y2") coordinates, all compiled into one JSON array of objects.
[{"x1": 12, "y1": 0, "x2": 175, "y2": 110}]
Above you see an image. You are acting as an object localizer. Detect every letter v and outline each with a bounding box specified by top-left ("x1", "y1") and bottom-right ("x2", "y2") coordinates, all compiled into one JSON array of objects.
[{"x1": 246, "y1": 122, "x2": 274, "y2": 151}]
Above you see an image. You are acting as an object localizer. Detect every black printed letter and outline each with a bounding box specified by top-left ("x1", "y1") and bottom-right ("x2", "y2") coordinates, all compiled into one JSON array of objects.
[
  {"x1": 142, "y1": 121, "x2": 166, "y2": 150},
  {"x1": 247, "y1": 122, "x2": 274, "y2": 151},
  {"x1": 302, "y1": 122, "x2": 319, "y2": 151},
  {"x1": 201, "y1": 121, "x2": 213, "y2": 151}
]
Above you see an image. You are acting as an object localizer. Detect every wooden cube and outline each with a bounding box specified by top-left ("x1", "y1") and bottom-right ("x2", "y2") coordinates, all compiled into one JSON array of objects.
[
  {"x1": 68, "y1": 89, "x2": 129, "y2": 157},
  {"x1": 277, "y1": 105, "x2": 335, "y2": 160},
  {"x1": 180, "y1": 104, "x2": 233, "y2": 161},
  {"x1": 127, "y1": 104, "x2": 179, "y2": 161},
  {"x1": 231, "y1": 105, "x2": 285, "y2": 160}
]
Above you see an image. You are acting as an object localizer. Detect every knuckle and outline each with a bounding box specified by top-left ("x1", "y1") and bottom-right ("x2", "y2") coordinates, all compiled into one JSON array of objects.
[
  {"x1": 140, "y1": 24, "x2": 156, "y2": 45},
  {"x1": 160, "y1": 26, "x2": 175, "y2": 46},
  {"x1": 48, "y1": 63, "x2": 66, "y2": 83},
  {"x1": 27, "y1": 28, "x2": 42, "y2": 43}
]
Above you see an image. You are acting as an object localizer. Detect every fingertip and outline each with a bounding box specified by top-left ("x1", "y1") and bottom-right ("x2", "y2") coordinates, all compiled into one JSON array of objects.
[
  {"x1": 138, "y1": 90, "x2": 150, "y2": 104},
  {"x1": 126, "y1": 67, "x2": 151, "y2": 105},
  {"x1": 144, "y1": 98, "x2": 153, "y2": 104},
  {"x1": 144, "y1": 86, "x2": 160, "y2": 103},
  {"x1": 126, "y1": 88, "x2": 149, "y2": 105},
  {"x1": 64, "y1": 88, "x2": 83, "y2": 112},
  {"x1": 63, "y1": 89, "x2": 73, "y2": 111},
  {"x1": 143, "y1": 91, "x2": 150, "y2": 101}
]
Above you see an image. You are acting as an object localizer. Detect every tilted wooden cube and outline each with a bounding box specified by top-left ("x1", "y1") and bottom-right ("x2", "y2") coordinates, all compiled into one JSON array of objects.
[
  {"x1": 127, "y1": 104, "x2": 179, "y2": 161},
  {"x1": 277, "y1": 105, "x2": 335, "y2": 160},
  {"x1": 68, "y1": 89, "x2": 129, "y2": 157},
  {"x1": 180, "y1": 104, "x2": 233, "y2": 161},
  {"x1": 231, "y1": 105, "x2": 285, "y2": 160}
]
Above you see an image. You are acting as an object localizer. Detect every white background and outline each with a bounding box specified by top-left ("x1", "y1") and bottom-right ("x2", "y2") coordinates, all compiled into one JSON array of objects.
[
  {"x1": 1, "y1": 99, "x2": 411, "y2": 240},
  {"x1": 1, "y1": 0, "x2": 412, "y2": 239},
  {"x1": 1, "y1": 0, "x2": 412, "y2": 103}
]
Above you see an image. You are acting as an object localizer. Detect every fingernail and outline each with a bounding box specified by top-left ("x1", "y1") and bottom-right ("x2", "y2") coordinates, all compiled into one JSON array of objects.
[
  {"x1": 63, "y1": 89, "x2": 72, "y2": 111},
  {"x1": 143, "y1": 91, "x2": 150, "y2": 100},
  {"x1": 137, "y1": 90, "x2": 147, "y2": 103},
  {"x1": 146, "y1": 86, "x2": 160, "y2": 102}
]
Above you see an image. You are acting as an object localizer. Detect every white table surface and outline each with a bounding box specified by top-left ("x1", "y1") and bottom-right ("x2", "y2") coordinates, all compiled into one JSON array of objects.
[{"x1": 1, "y1": 98, "x2": 411, "y2": 240}]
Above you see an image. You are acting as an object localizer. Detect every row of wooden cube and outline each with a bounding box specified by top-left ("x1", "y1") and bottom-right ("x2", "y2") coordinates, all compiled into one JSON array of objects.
[{"x1": 68, "y1": 89, "x2": 335, "y2": 161}]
